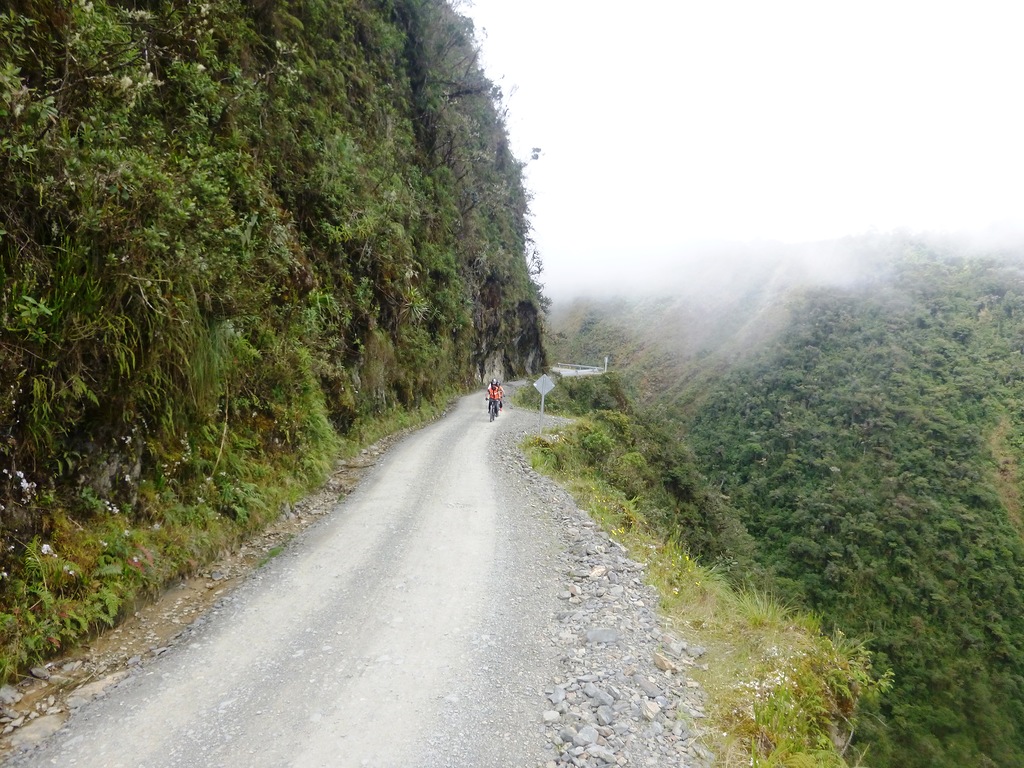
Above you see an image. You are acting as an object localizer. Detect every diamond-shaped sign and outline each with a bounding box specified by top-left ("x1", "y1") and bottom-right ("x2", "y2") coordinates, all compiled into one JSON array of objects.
[{"x1": 534, "y1": 374, "x2": 555, "y2": 396}]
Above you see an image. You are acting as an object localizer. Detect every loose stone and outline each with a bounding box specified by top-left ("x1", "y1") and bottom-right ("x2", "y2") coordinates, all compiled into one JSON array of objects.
[
  {"x1": 588, "y1": 744, "x2": 617, "y2": 762},
  {"x1": 585, "y1": 628, "x2": 619, "y2": 645},
  {"x1": 634, "y1": 675, "x2": 663, "y2": 699},
  {"x1": 641, "y1": 700, "x2": 661, "y2": 721},
  {"x1": 574, "y1": 725, "x2": 599, "y2": 746}
]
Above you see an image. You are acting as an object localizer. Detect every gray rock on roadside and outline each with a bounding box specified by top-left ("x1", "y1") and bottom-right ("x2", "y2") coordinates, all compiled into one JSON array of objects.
[
  {"x1": 585, "y1": 628, "x2": 619, "y2": 644},
  {"x1": 8, "y1": 715, "x2": 65, "y2": 748}
]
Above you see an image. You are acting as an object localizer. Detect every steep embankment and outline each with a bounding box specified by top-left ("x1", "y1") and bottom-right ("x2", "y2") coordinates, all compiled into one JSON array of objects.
[
  {"x1": 0, "y1": 0, "x2": 543, "y2": 679},
  {"x1": 550, "y1": 239, "x2": 1024, "y2": 767}
]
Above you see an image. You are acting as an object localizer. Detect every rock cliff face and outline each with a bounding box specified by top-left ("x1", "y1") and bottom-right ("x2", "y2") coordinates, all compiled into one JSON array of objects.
[
  {"x1": 0, "y1": 0, "x2": 545, "y2": 667},
  {"x1": 474, "y1": 278, "x2": 546, "y2": 383}
]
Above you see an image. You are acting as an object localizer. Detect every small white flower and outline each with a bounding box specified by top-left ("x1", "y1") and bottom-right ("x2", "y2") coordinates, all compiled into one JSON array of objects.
[{"x1": 40, "y1": 543, "x2": 54, "y2": 556}]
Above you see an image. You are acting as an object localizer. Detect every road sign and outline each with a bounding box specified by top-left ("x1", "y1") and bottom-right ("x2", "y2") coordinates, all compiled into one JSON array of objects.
[
  {"x1": 534, "y1": 374, "x2": 555, "y2": 396},
  {"x1": 534, "y1": 374, "x2": 556, "y2": 431}
]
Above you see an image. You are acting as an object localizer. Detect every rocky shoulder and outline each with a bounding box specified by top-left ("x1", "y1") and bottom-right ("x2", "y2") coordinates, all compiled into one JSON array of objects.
[{"x1": 494, "y1": 422, "x2": 716, "y2": 767}]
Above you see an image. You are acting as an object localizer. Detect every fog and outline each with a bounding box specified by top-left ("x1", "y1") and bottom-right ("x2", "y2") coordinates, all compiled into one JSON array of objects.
[
  {"x1": 533, "y1": 237, "x2": 889, "y2": 301},
  {"x1": 463, "y1": 0, "x2": 1024, "y2": 304}
]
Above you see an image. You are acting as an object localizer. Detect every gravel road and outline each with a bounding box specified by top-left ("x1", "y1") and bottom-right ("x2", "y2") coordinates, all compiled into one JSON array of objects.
[{"x1": 5, "y1": 389, "x2": 712, "y2": 767}]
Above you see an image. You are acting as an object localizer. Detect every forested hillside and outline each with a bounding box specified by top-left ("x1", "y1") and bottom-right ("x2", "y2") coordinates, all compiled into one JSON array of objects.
[
  {"x1": 0, "y1": 0, "x2": 543, "y2": 678},
  {"x1": 550, "y1": 239, "x2": 1024, "y2": 767}
]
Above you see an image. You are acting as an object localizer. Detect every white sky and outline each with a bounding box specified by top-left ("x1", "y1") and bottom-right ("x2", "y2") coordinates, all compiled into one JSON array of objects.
[{"x1": 461, "y1": 0, "x2": 1024, "y2": 299}]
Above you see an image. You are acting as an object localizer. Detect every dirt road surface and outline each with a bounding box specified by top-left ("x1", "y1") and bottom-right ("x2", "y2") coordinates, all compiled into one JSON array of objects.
[{"x1": 6, "y1": 391, "x2": 565, "y2": 767}]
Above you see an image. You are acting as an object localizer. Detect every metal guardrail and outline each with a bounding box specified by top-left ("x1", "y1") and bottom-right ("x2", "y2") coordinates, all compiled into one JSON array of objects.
[{"x1": 551, "y1": 362, "x2": 606, "y2": 377}]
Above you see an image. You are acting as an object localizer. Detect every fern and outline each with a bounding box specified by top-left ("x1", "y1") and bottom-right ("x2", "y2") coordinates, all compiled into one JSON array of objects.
[{"x1": 94, "y1": 587, "x2": 123, "y2": 626}]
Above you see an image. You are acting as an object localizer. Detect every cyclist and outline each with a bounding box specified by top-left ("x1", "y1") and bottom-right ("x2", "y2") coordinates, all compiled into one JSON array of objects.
[{"x1": 486, "y1": 379, "x2": 502, "y2": 420}]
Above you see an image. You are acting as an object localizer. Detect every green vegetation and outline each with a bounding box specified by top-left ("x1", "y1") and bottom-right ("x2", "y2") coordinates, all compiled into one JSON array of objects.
[
  {"x1": 0, "y1": 0, "x2": 543, "y2": 679},
  {"x1": 686, "y1": 250, "x2": 1024, "y2": 766},
  {"x1": 519, "y1": 374, "x2": 758, "y2": 570},
  {"x1": 548, "y1": 240, "x2": 1024, "y2": 767},
  {"x1": 518, "y1": 374, "x2": 890, "y2": 766},
  {"x1": 259, "y1": 544, "x2": 287, "y2": 568}
]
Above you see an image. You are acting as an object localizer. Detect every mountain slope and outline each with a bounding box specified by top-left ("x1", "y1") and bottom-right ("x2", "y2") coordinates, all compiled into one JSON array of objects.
[{"x1": 550, "y1": 238, "x2": 1024, "y2": 767}]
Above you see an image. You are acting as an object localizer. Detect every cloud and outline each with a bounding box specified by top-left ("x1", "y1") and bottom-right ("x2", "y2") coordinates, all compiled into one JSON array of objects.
[{"x1": 467, "y1": 0, "x2": 1024, "y2": 300}]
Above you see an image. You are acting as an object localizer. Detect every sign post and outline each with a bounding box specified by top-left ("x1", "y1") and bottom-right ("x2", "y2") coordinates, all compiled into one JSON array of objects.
[{"x1": 534, "y1": 374, "x2": 555, "y2": 431}]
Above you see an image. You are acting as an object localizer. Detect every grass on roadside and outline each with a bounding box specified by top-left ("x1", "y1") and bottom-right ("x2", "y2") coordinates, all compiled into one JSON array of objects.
[{"x1": 335, "y1": 387, "x2": 462, "y2": 458}]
